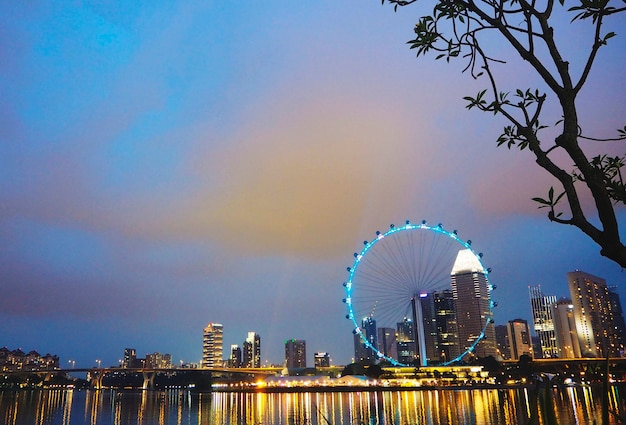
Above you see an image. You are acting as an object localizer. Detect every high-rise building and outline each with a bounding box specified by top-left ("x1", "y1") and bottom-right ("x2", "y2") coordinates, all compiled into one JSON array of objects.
[
  {"x1": 396, "y1": 317, "x2": 416, "y2": 364},
  {"x1": 552, "y1": 298, "x2": 581, "y2": 358},
  {"x1": 608, "y1": 287, "x2": 626, "y2": 354},
  {"x1": 451, "y1": 249, "x2": 496, "y2": 358},
  {"x1": 285, "y1": 339, "x2": 306, "y2": 368},
  {"x1": 507, "y1": 319, "x2": 533, "y2": 360},
  {"x1": 354, "y1": 317, "x2": 377, "y2": 362},
  {"x1": 145, "y1": 352, "x2": 172, "y2": 368},
  {"x1": 433, "y1": 289, "x2": 460, "y2": 363},
  {"x1": 123, "y1": 348, "x2": 136, "y2": 368},
  {"x1": 314, "y1": 352, "x2": 330, "y2": 368},
  {"x1": 243, "y1": 332, "x2": 261, "y2": 368},
  {"x1": 230, "y1": 345, "x2": 242, "y2": 368},
  {"x1": 529, "y1": 285, "x2": 559, "y2": 358},
  {"x1": 376, "y1": 327, "x2": 398, "y2": 361},
  {"x1": 202, "y1": 323, "x2": 223, "y2": 367},
  {"x1": 494, "y1": 325, "x2": 511, "y2": 360},
  {"x1": 568, "y1": 271, "x2": 626, "y2": 357}
]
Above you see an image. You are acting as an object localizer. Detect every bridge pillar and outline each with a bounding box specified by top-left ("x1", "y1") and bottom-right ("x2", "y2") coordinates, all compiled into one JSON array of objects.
[
  {"x1": 88, "y1": 370, "x2": 105, "y2": 390},
  {"x1": 142, "y1": 371, "x2": 156, "y2": 390}
]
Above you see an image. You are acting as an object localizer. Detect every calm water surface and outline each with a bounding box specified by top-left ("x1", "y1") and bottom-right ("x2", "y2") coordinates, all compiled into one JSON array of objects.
[{"x1": 1, "y1": 386, "x2": 625, "y2": 425}]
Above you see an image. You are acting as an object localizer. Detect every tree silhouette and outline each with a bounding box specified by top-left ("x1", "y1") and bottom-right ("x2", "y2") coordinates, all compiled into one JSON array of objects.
[{"x1": 381, "y1": 0, "x2": 626, "y2": 267}]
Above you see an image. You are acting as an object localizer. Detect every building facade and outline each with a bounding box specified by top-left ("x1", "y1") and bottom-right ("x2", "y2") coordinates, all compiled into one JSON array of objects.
[
  {"x1": 285, "y1": 339, "x2": 306, "y2": 368},
  {"x1": 314, "y1": 352, "x2": 330, "y2": 368},
  {"x1": 552, "y1": 298, "x2": 581, "y2": 358},
  {"x1": 507, "y1": 319, "x2": 533, "y2": 360},
  {"x1": 529, "y1": 285, "x2": 559, "y2": 358},
  {"x1": 450, "y1": 249, "x2": 496, "y2": 358},
  {"x1": 202, "y1": 323, "x2": 224, "y2": 367},
  {"x1": 243, "y1": 332, "x2": 261, "y2": 368},
  {"x1": 568, "y1": 271, "x2": 625, "y2": 357}
]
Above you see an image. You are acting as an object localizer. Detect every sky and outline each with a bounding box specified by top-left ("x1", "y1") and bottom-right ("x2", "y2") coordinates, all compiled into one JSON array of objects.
[{"x1": 1, "y1": 1, "x2": 625, "y2": 368}]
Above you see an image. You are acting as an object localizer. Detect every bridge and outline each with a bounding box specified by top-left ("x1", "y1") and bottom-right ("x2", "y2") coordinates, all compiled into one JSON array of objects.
[{"x1": 1, "y1": 367, "x2": 279, "y2": 390}]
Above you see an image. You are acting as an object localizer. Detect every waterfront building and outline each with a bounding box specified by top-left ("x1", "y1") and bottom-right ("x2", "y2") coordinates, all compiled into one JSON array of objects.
[
  {"x1": 376, "y1": 327, "x2": 398, "y2": 361},
  {"x1": 608, "y1": 287, "x2": 626, "y2": 353},
  {"x1": 202, "y1": 323, "x2": 224, "y2": 368},
  {"x1": 145, "y1": 352, "x2": 172, "y2": 368},
  {"x1": 243, "y1": 331, "x2": 261, "y2": 368},
  {"x1": 396, "y1": 317, "x2": 416, "y2": 364},
  {"x1": 285, "y1": 339, "x2": 306, "y2": 368},
  {"x1": 418, "y1": 293, "x2": 438, "y2": 364},
  {"x1": 507, "y1": 319, "x2": 533, "y2": 360},
  {"x1": 494, "y1": 325, "x2": 511, "y2": 360},
  {"x1": 568, "y1": 270, "x2": 626, "y2": 357},
  {"x1": 123, "y1": 348, "x2": 137, "y2": 368},
  {"x1": 354, "y1": 317, "x2": 377, "y2": 362},
  {"x1": 451, "y1": 249, "x2": 496, "y2": 358},
  {"x1": 314, "y1": 352, "x2": 330, "y2": 368},
  {"x1": 0, "y1": 347, "x2": 59, "y2": 371},
  {"x1": 551, "y1": 298, "x2": 581, "y2": 358},
  {"x1": 433, "y1": 289, "x2": 460, "y2": 363},
  {"x1": 230, "y1": 345, "x2": 242, "y2": 368},
  {"x1": 529, "y1": 285, "x2": 559, "y2": 358}
]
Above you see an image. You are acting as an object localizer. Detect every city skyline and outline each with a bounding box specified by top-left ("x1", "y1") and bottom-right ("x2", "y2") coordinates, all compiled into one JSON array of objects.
[{"x1": 1, "y1": 2, "x2": 624, "y2": 368}]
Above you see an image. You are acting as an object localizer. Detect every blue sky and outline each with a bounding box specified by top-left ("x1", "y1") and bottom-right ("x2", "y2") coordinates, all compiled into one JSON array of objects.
[{"x1": 1, "y1": 1, "x2": 625, "y2": 367}]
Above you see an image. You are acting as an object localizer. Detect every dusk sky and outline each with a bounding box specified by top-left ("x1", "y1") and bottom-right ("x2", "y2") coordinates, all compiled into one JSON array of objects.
[{"x1": 2, "y1": 2, "x2": 625, "y2": 368}]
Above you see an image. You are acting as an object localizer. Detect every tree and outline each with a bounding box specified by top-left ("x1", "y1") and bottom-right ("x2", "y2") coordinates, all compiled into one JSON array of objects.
[{"x1": 381, "y1": 0, "x2": 626, "y2": 267}]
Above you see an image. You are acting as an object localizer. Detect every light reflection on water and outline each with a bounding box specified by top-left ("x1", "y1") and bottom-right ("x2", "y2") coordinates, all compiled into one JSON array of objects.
[{"x1": 1, "y1": 386, "x2": 625, "y2": 425}]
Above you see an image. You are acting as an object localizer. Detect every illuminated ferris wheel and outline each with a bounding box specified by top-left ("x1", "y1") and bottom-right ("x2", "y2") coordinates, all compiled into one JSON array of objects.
[{"x1": 342, "y1": 220, "x2": 495, "y2": 366}]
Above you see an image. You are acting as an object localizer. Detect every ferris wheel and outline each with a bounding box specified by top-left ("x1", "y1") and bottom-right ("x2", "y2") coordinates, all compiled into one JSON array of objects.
[{"x1": 343, "y1": 220, "x2": 495, "y2": 367}]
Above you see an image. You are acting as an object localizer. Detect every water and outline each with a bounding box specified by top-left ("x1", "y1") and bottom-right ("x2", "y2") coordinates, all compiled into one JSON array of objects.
[{"x1": 1, "y1": 385, "x2": 624, "y2": 425}]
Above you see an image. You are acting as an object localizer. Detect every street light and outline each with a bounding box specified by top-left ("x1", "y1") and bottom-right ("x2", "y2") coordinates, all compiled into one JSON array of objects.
[
  {"x1": 68, "y1": 360, "x2": 75, "y2": 369},
  {"x1": 96, "y1": 359, "x2": 101, "y2": 368}
]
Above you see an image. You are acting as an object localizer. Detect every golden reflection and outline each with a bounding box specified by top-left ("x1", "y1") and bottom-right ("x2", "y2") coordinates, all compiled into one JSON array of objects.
[
  {"x1": 2, "y1": 386, "x2": 626, "y2": 424},
  {"x1": 62, "y1": 389, "x2": 73, "y2": 425}
]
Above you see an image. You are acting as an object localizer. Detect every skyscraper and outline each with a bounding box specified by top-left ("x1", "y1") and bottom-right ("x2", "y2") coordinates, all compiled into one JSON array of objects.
[
  {"x1": 433, "y1": 289, "x2": 460, "y2": 363},
  {"x1": 507, "y1": 319, "x2": 533, "y2": 360},
  {"x1": 451, "y1": 249, "x2": 496, "y2": 358},
  {"x1": 230, "y1": 345, "x2": 242, "y2": 368},
  {"x1": 202, "y1": 323, "x2": 223, "y2": 368},
  {"x1": 243, "y1": 332, "x2": 261, "y2": 368},
  {"x1": 376, "y1": 327, "x2": 398, "y2": 361},
  {"x1": 494, "y1": 325, "x2": 511, "y2": 360},
  {"x1": 551, "y1": 298, "x2": 581, "y2": 358},
  {"x1": 123, "y1": 348, "x2": 136, "y2": 368},
  {"x1": 354, "y1": 317, "x2": 378, "y2": 362},
  {"x1": 396, "y1": 317, "x2": 416, "y2": 364},
  {"x1": 529, "y1": 285, "x2": 559, "y2": 358},
  {"x1": 568, "y1": 271, "x2": 626, "y2": 357},
  {"x1": 285, "y1": 339, "x2": 306, "y2": 368}
]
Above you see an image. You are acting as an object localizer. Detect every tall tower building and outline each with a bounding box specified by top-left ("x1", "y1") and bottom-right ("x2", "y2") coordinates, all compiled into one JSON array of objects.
[
  {"x1": 285, "y1": 339, "x2": 306, "y2": 368},
  {"x1": 396, "y1": 317, "x2": 416, "y2": 364},
  {"x1": 507, "y1": 319, "x2": 533, "y2": 360},
  {"x1": 123, "y1": 348, "x2": 136, "y2": 368},
  {"x1": 243, "y1": 332, "x2": 261, "y2": 368},
  {"x1": 529, "y1": 285, "x2": 559, "y2": 358},
  {"x1": 568, "y1": 271, "x2": 625, "y2": 357},
  {"x1": 451, "y1": 249, "x2": 496, "y2": 358},
  {"x1": 433, "y1": 289, "x2": 460, "y2": 363},
  {"x1": 202, "y1": 323, "x2": 223, "y2": 368},
  {"x1": 552, "y1": 298, "x2": 581, "y2": 358},
  {"x1": 230, "y1": 345, "x2": 242, "y2": 368},
  {"x1": 376, "y1": 327, "x2": 398, "y2": 361},
  {"x1": 354, "y1": 317, "x2": 377, "y2": 362},
  {"x1": 494, "y1": 325, "x2": 511, "y2": 360}
]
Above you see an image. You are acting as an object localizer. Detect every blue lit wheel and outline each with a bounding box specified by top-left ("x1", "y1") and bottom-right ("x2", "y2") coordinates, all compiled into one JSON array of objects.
[{"x1": 343, "y1": 220, "x2": 494, "y2": 366}]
